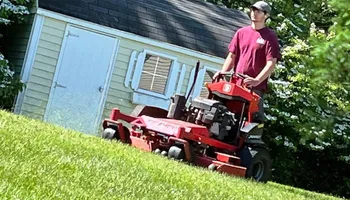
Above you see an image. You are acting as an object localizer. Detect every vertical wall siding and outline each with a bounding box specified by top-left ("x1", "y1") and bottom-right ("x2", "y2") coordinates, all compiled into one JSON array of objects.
[{"x1": 21, "y1": 17, "x2": 66, "y2": 120}]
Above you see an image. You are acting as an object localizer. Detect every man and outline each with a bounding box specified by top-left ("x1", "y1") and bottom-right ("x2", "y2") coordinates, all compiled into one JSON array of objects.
[{"x1": 214, "y1": 1, "x2": 280, "y2": 122}]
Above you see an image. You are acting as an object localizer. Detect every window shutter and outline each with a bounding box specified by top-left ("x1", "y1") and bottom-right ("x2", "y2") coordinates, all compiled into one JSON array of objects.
[
  {"x1": 131, "y1": 51, "x2": 146, "y2": 90},
  {"x1": 186, "y1": 67, "x2": 206, "y2": 100},
  {"x1": 165, "y1": 61, "x2": 180, "y2": 98},
  {"x1": 176, "y1": 64, "x2": 187, "y2": 95},
  {"x1": 192, "y1": 68, "x2": 206, "y2": 99},
  {"x1": 124, "y1": 50, "x2": 138, "y2": 87}
]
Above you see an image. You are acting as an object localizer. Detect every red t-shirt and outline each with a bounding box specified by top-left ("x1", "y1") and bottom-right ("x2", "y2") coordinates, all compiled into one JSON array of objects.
[{"x1": 228, "y1": 26, "x2": 280, "y2": 91}]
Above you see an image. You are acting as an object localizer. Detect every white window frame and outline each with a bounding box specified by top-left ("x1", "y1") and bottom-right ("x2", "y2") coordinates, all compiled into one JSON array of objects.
[
  {"x1": 124, "y1": 49, "x2": 186, "y2": 110},
  {"x1": 133, "y1": 49, "x2": 178, "y2": 99}
]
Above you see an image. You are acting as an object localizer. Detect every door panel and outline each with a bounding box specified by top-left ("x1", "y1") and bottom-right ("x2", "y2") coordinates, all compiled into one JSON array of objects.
[{"x1": 46, "y1": 26, "x2": 117, "y2": 135}]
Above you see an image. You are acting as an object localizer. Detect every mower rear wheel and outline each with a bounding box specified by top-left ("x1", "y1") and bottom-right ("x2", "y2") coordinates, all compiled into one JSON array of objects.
[
  {"x1": 168, "y1": 146, "x2": 185, "y2": 160},
  {"x1": 238, "y1": 146, "x2": 272, "y2": 183}
]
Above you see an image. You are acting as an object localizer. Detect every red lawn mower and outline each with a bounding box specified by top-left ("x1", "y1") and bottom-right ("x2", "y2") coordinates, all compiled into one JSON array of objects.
[{"x1": 101, "y1": 61, "x2": 272, "y2": 182}]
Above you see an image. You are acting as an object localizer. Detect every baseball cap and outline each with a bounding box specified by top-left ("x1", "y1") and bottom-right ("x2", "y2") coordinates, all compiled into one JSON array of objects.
[{"x1": 251, "y1": 1, "x2": 271, "y2": 14}]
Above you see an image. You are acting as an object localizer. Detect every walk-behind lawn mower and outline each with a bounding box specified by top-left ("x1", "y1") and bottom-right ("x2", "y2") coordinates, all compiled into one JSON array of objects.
[{"x1": 101, "y1": 61, "x2": 272, "y2": 182}]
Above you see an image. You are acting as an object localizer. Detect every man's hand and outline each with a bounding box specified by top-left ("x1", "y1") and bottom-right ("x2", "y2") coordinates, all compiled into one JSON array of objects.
[
  {"x1": 213, "y1": 71, "x2": 224, "y2": 80},
  {"x1": 243, "y1": 76, "x2": 260, "y2": 87}
]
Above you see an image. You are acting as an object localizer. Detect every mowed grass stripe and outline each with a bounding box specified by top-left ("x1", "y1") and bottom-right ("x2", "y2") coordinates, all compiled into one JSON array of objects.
[{"x1": 0, "y1": 110, "x2": 341, "y2": 200}]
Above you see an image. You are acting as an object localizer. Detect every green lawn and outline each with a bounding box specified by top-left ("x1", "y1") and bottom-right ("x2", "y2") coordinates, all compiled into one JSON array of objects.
[{"x1": 0, "y1": 110, "x2": 342, "y2": 199}]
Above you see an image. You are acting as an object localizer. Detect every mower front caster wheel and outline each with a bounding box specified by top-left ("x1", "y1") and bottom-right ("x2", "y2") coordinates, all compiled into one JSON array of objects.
[
  {"x1": 154, "y1": 149, "x2": 161, "y2": 154},
  {"x1": 101, "y1": 128, "x2": 119, "y2": 140},
  {"x1": 168, "y1": 146, "x2": 185, "y2": 160},
  {"x1": 208, "y1": 164, "x2": 217, "y2": 171}
]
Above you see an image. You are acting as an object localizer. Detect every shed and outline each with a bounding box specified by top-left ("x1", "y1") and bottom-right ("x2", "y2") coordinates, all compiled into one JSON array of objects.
[{"x1": 12, "y1": 0, "x2": 251, "y2": 135}]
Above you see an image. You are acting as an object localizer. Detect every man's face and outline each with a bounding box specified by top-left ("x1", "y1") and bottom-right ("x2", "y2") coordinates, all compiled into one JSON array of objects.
[{"x1": 250, "y1": 7, "x2": 267, "y2": 23}]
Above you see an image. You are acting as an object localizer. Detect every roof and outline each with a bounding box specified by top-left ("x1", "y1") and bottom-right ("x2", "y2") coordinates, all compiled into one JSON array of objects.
[{"x1": 38, "y1": 0, "x2": 251, "y2": 58}]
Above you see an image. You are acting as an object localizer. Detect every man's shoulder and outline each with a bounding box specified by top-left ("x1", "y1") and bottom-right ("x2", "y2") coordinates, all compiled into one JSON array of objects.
[
  {"x1": 236, "y1": 26, "x2": 252, "y2": 33},
  {"x1": 265, "y1": 27, "x2": 279, "y2": 39}
]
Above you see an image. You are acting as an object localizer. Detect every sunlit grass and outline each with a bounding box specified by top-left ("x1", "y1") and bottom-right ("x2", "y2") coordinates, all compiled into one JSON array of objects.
[{"x1": 0, "y1": 110, "x2": 342, "y2": 199}]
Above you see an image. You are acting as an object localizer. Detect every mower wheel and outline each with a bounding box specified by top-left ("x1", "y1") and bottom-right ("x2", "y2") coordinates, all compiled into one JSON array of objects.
[
  {"x1": 154, "y1": 149, "x2": 161, "y2": 154},
  {"x1": 168, "y1": 146, "x2": 185, "y2": 160},
  {"x1": 238, "y1": 146, "x2": 272, "y2": 183},
  {"x1": 208, "y1": 164, "x2": 217, "y2": 171},
  {"x1": 161, "y1": 151, "x2": 168, "y2": 156},
  {"x1": 101, "y1": 128, "x2": 119, "y2": 140}
]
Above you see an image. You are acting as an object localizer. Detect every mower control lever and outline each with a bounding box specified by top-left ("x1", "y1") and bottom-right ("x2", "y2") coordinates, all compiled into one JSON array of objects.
[{"x1": 218, "y1": 72, "x2": 233, "y2": 76}]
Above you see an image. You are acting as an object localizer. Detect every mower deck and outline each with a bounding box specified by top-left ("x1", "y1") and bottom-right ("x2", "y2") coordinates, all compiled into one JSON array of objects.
[{"x1": 102, "y1": 108, "x2": 247, "y2": 178}]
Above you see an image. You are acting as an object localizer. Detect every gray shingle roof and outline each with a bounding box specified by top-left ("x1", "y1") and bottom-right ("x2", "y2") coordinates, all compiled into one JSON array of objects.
[{"x1": 39, "y1": 0, "x2": 251, "y2": 58}]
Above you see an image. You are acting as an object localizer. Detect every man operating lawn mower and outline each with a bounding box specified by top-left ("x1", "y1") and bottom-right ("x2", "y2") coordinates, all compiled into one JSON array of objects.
[
  {"x1": 214, "y1": 1, "x2": 281, "y2": 122},
  {"x1": 101, "y1": 1, "x2": 281, "y2": 182}
]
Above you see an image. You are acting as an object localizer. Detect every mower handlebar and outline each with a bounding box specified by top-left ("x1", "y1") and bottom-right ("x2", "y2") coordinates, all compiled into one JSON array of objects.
[
  {"x1": 234, "y1": 73, "x2": 249, "y2": 80},
  {"x1": 214, "y1": 72, "x2": 248, "y2": 82},
  {"x1": 213, "y1": 72, "x2": 253, "y2": 92}
]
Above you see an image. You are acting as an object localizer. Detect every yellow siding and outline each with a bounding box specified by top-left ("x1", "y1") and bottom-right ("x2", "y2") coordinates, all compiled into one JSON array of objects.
[
  {"x1": 21, "y1": 17, "x2": 66, "y2": 120},
  {"x1": 20, "y1": 16, "x2": 223, "y2": 130}
]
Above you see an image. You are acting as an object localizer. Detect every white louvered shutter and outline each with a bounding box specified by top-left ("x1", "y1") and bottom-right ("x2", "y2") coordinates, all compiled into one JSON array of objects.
[{"x1": 138, "y1": 54, "x2": 173, "y2": 95}]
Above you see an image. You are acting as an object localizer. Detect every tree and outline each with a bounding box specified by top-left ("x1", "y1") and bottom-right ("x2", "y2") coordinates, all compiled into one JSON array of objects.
[
  {"x1": 310, "y1": 0, "x2": 350, "y2": 93},
  {"x1": 205, "y1": 0, "x2": 349, "y2": 197},
  {"x1": 0, "y1": 0, "x2": 34, "y2": 109}
]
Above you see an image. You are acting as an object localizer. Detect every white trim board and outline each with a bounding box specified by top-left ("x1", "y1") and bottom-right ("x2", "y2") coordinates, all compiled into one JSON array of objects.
[
  {"x1": 14, "y1": 14, "x2": 44, "y2": 114},
  {"x1": 36, "y1": 8, "x2": 225, "y2": 65},
  {"x1": 94, "y1": 37, "x2": 120, "y2": 134}
]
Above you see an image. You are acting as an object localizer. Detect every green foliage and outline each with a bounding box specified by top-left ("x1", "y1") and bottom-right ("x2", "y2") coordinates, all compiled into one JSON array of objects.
[
  {"x1": 0, "y1": 53, "x2": 24, "y2": 109},
  {"x1": 0, "y1": 0, "x2": 34, "y2": 110},
  {"x1": 0, "y1": 0, "x2": 32, "y2": 26},
  {"x1": 0, "y1": 110, "x2": 341, "y2": 200},
  {"x1": 205, "y1": 0, "x2": 349, "y2": 198},
  {"x1": 310, "y1": 0, "x2": 350, "y2": 91}
]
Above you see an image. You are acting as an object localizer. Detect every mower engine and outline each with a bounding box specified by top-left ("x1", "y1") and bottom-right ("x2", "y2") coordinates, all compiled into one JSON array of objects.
[
  {"x1": 189, "y1": 97, "x2": 238, "y2": 141},
  {"x1": 168, "y1": 95, "x2": 238, "y2": 141}
]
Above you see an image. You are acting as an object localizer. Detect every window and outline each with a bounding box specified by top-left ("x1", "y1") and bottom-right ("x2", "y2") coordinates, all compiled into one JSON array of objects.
[
  {"x1": 124, "y1": 50, "x2": 187, "y2": 110},
  {"x1": 138, "y1": 54, "x2": 173, "y2": 95}
]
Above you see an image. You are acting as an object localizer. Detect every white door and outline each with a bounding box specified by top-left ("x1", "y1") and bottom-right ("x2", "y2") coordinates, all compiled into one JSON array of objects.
[{"x1": 45, "y1": 26, "x2": 117, "y2": 135}]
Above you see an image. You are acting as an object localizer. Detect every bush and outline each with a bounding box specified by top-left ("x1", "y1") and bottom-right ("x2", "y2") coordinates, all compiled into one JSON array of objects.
[
  {"x1": 0, "y1": 0, "x2": 34, "y2": 109},
  {"x1": 0, "y1": 53, "x2": 24, "y2": 110}
]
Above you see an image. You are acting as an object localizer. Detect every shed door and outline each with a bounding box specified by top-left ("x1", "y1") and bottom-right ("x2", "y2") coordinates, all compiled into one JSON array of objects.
[{"x1": 45, "y1": 26, "x2": 117, "y2": 135}]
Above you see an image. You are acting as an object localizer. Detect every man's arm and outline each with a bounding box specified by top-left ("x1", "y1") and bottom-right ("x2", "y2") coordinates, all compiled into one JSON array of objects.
[
  {"x1": 213, "y1": 52, "x2": 236, "y2": 79},
  {"x1": 215, "y1": 30, "x2": 239, "y2": 78},
  {"x1": 256, "y1": 58, "x2": 277, "y2": 82},
  {"x1": 244, "y1": 58, "x2": 277, "y2": 87},
  {"x1": 221, "y1": 52, "x2": 236, "y2": 72}
]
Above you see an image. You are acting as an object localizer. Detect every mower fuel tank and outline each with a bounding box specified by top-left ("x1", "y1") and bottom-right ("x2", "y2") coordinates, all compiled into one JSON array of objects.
[
  {"x1": 191, "y1": 97, "x2": 222, "y2": 111},
  {"x1": 191, "y1": 97, "x2": 222, "y2": 124}
]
